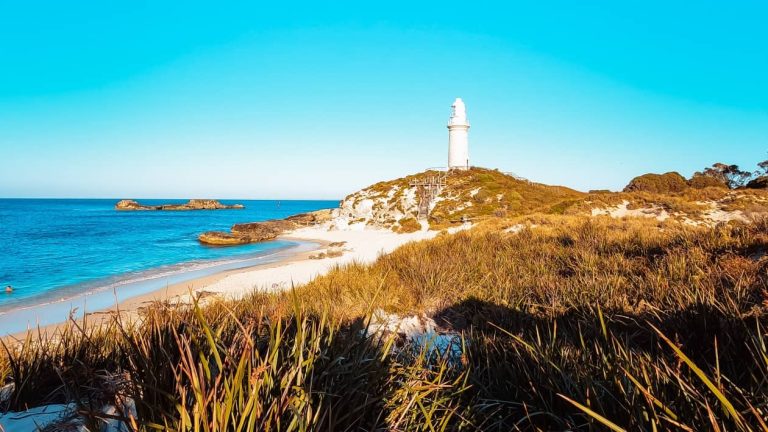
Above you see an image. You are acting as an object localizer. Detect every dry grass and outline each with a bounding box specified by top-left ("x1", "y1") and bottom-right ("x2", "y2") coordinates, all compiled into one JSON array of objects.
[
  {"x1": 429, "y1": 168, "x2": 584, "y2": 229},
  {"x1": 1, "y1": 216, "x2": 768, "y2": 430},
  {"x1": 570, "y1": 187, "x2": 768, "y2": 223},
  {"x1": 293, "y1": 215, "x2": 768, "y2": 319},
  {"x1": 396, "y1": 217, "x2": 422, "y2": 233}
]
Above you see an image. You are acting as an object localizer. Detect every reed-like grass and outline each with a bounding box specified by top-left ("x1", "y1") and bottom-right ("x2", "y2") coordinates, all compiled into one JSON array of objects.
[{"x1": 1, "y1": 216, "x2": 767, "y2": 430}]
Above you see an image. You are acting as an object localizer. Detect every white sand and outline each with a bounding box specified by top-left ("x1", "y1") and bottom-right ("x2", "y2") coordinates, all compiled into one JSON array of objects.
[
  {"x1": 200, "y1": 224, "x2": 438, "y2": 300},
  {"x1": 591, "y1": 200, "x2": 670, "y2": 221},
  {"x1": 2, "y1": 223, "x2": 441, "y2": 338},
  {"x1": 0, "y1": 223, "x2": 440, "y2": 429},
  {"x1": 591, "y1": 199, "x2": 753, "y2": 226}
]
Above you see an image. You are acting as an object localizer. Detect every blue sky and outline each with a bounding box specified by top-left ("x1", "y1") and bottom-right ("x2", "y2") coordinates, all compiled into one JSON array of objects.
[{"x1": 1, "y1": 1, "x2": 766, "y2": 198}]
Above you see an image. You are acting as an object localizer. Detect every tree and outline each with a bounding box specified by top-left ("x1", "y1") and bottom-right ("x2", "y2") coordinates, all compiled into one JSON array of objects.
[
  {"x1": 757, "y1": 159, "x2": 768, "y2": 176},
  {"x1": 694, "y1": 163, "x2": 752, "y2": 189}
]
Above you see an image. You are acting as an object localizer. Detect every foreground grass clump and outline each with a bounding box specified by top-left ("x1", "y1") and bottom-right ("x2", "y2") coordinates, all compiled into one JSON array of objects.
[
  {"x1": 1, "y1": 305, "x2": 470, "y2": 431},
  {"x1": 1, "y1": 217, "x2": 767, "y2": 430}
]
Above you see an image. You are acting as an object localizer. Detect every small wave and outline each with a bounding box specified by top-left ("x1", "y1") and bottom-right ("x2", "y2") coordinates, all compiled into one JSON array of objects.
[{"x1": 0, "y1": 242, "x2": 310, "y2": 316}]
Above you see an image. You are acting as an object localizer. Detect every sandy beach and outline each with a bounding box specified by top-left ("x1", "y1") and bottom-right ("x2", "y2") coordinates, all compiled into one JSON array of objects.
[
  {"x1": 4, "y1": 223, "x2": 439, "y2": 338},
  {"x1": 121, "y1": 224, "x2": 438, "y2": 308}
]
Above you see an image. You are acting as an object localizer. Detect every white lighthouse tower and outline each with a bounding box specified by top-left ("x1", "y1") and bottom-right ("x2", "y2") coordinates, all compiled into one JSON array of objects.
[{"x1": 447, "y1": 97, "x2": 470, "y2": 170}]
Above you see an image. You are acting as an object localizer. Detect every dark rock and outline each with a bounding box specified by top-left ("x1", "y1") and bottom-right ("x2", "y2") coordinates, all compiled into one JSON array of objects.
[
  {"x1": 285, "y1": 209, "x2": 334, "y2": 225},
  {"x1": 198, "y1": 209, "x2": 334, "y2": 246},
  {"x1": 231, "y1": 219, "x2": 295, "y2": 242},
  {"x1": 115, "y1": 200, "x2": 160, "y2": 211}
]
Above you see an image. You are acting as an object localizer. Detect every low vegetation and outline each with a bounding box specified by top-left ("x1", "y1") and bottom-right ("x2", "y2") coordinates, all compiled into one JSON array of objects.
[
  {"x1": 624, "y1": 159, "x2": 768, "y2": 194},
  {"x1": 340, "y1": 167, "x2": 584, "y2": 230},
  {"x1": 2, "y1": 215, "x2": 768, "y2": 430},
  {"x1": 748, "y1": 176, "x2": 768, "y2": 190},
  {"x1": 343, "y1": 164, "x2": 768, "y2": 233},
  {"x1": 4, "y1": 160, "x2": 768, "y2": 430},
  {"x1": 623, "y1": 171, "x2": 690, "y2": 193},
  {"x1": 428, "y1": 168, "x2": 583, "y2": 228},
  {"x1": 689, "y1": 173, "x2": 729, "y2": 189},
  {"x1": 396, "y1": 217, "x2": 422, "y2": 233}
]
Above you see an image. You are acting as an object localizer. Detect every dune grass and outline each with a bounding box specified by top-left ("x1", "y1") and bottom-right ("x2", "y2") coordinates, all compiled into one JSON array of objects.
[{"x1": 1, "y1": 216, "x2": 767, "y2": 430}]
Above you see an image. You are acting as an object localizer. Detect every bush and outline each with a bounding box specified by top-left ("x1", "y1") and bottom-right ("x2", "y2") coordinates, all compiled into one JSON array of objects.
[
  {"x1": 688, "y1": 174, "x2": 728, "y2": 189},
  {"x1": 396, "y1": 217, "x2": 421, "y2": 233},
  {"x1": 746, "y1": 175, "x2": 768, "y2": 189},
  {"x1": 3, "y1": 216, "x2": 768, "y2": 430},
  {"x1": 623, "y1": 172, "x2": 689, "y2": 193}
]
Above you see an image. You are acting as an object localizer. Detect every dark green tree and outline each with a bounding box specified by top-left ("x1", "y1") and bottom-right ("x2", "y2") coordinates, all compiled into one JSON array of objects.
[
  {"x1": 757, "y1": 159, "x2": 768, "y2": 176},
  {"x1": 694, "y1": 162, "x2": 752, "y2": 189}
]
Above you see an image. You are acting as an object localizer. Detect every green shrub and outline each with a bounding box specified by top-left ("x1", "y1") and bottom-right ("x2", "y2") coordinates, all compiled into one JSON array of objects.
[
  {"x1": 3, "y1": 217, "x2": 768, "y2": 431},
  {"x1": 746, "y1": 175, "x2": 768, "y2": 189},
  {"x1": 689, "y1": 174, "x2": 728, "y2": 189},
  {"x1": 623, "y1": 172, "x2": 689, "y2": 193}
]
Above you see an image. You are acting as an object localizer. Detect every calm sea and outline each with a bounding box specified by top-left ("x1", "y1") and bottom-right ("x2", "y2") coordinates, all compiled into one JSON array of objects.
[{"x1": 0, "y1": 199, "x2": 337, "y2": 313}]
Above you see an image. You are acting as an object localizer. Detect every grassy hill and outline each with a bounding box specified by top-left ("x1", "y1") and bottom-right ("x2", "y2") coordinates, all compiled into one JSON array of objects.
[
  {"x1": 339, "y1": 167, "x2": 585, "y2": 230},
  {"x1": 340, "y1": 167, "x2": 768, "y2": 230},
  {"x1": 11, "y1": 214, "x2": 767, "y2": 431},
  {"x1": 4, "y1": 167, "x2": 768, "y2": 430}
]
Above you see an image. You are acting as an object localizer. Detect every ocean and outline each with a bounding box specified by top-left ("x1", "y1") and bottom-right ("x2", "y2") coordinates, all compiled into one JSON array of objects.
[{"x1": 0, "y1": 199, "x2": 337, "y2": 316}]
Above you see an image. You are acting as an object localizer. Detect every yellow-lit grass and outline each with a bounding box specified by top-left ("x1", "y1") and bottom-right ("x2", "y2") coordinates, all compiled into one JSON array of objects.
[
  {"x1": 292, "y1": 215, "x2": 767, "y2": 321},
  {"x1": 1, "y1": 216, "x2": 767, "y2": 430}
]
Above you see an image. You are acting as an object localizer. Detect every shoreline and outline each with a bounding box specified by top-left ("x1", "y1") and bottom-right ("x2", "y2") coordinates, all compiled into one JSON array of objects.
[
  {"x1": 1, "y1": 239, "x2": 325, "y2": 337},
  {"x1": 4, "y1": 224, "x2": 440, "y2": 339},
  {"x1": 0, "y1": 241, "x2": 300, "y2": 315}
]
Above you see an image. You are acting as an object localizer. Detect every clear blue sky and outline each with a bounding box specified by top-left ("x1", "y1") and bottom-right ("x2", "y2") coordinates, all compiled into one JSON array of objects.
[{"x1": 1, "y1": 1, "x2": 766, "y2": 198}]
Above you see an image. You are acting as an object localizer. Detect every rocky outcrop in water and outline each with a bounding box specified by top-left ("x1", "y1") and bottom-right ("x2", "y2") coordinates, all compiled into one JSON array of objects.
[
  {"x1": 198, "y1": 209, "x2": 334, "y2": 246},
  {"x1": 197, "y1": 231, "x2": 252, "y2": 245},
  {"x1": 116, "y1": 199, "x2": 244, "y2": 211}
]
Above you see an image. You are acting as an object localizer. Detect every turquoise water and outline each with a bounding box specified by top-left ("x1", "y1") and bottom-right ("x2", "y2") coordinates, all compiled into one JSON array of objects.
[{"x1": 0, "y1": 199, "x2": 336, "y2": 313}]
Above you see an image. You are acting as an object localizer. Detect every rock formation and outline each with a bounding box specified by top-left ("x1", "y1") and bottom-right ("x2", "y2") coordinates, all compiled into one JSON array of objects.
[
  {"x1": 198, "y1": 209, "x2": 334, "y2": 246},
  {"x1": 116, "y1": 199, "x2": 244, "y2": 211},
  {"x1": 197, "y1": 232, "x2": 252, "y2": 246}
]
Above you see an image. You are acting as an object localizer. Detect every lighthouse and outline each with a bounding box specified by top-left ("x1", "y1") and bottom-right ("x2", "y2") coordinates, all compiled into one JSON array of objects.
[{"x1": 447, "y1": 97, "x2": 470, "y2": 170}]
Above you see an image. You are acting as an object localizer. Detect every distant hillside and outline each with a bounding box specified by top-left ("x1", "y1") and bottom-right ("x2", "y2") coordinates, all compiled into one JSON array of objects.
[
  {"x1": 333, "y1": 167, "x2": 768, "y2": 233},
  {"x1": 336, "y1": 167, "x2": 584, "y2": 230},
  {"x1": 623, "y1": 171, "x2": 728, "y2": 193}
]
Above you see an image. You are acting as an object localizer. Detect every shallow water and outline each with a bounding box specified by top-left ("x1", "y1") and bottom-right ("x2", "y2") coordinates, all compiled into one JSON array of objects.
[{"x1": 0, "y1": 199, "x2": 337, "y2": 313}]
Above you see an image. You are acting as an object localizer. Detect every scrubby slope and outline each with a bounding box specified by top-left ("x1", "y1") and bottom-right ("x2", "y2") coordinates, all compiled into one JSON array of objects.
[
  {"x1": 577, "y1": 187, "x2": 768, "y2": 226},
  {"x1": 429, "y1": 168, "x2": 584, "y2": 227},
  {"x1": 336, "y1": 167, "x2": 584, "y2": 230},
  {"x1": 10, "y1": 215, "x2": 768, "y2": 431}
]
